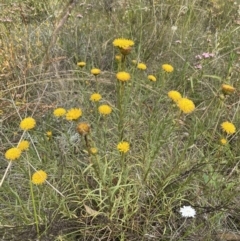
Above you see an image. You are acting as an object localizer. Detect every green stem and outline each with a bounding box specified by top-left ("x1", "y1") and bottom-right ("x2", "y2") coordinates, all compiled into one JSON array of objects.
[{"x1": 29, "y1": 166, "x2": 40, "y2": 238}]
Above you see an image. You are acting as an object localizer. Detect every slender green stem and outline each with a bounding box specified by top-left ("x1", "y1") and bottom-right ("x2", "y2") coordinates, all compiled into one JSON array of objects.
[{"x1": 29, "y1": 166, "x2": 40, "y2": 238}]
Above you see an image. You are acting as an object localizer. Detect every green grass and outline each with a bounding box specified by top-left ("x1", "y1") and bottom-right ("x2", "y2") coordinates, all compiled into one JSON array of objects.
[{"x1": 1, "y1": 0, "x2": 240, "y2": 240}]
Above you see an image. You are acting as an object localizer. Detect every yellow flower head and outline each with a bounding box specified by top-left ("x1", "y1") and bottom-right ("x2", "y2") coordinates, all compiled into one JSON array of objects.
[
  {"x1": 77, "y1": 122, "x2": 91, "y2": 135},
  {"x1": 20, "y1": 117, "x2": 36, "y2": 131},
  {"x1": 115, "y1": 55, "x2": 122, "y2": 61},
  {"x1": 91, "y1": 68, "x2": 101, "y2": 75},
  {"x1": 66, "y1": 108, "x2": 82, "y2": 121},
  {"x1": 137, "y1": 63, "x2": 147, "y2": 70},
  {"x1": 5, "y1": 147, "x2": 22, "y2": 161},
  {"x1": 90, "y1": 93, "x2": 102, "y2": 102},
  {"x1": 32, "y1": 170, "x2": 47, "y2": 185},
  {"x1": 221, "y1": 121, "x2": 236, "y2": 135},
  {"x1": 98, "y1": 104, "x2": 112, "y2": 115},
  {"x1": 77, "y1": 61, "x2": 86, "y2": 67},
  {"x1": 168, "y1": 90, "x2": 182, "y2": 102},
  {"x1": 116, "y1": 71, "x2": 131, "y2": 82},
  {"x1": 132, "y1": 60, "x2": 137, "y2": 64},
  {"x1": 220, "y1": 138, "x2": 227, "y2": 145},
  {"x1": 117, "y1": 141, "x2": 130, "y2": 153},
  {"x1": 90, "y1": 147, "x2": 98, "y2": 155},
  {"x1": 18, "y1": 140, "x2": 30, "y2": 151},
  {"x1": 162, "y1": 64, "x2": 174, "y2": 73},
  {"x1": 222, "y1": 84, "x2": 235, "y2": 95},
  {"x1": 53, "y1": 108, "x2": 66, "y2": 117},
  {"x1": 113, "y1": 38, "x2": 134, "y2": 49},
  {"x1": 46, "y1": 131, "x2": 52, "y2": 137},
  {"x1": 148, "y1": 75, "x2": 156, "y2": 82},
  {"x1": 177, "y1": 98, "x2": 195, "y2": 114}
]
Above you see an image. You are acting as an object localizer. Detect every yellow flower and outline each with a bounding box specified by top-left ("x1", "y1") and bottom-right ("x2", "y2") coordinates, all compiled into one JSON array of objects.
[
  {"x1": 46, "y1": 131, "x2": 52, "y2": 140},
  {"x1": 46, "y1": 131, "x2": 52, "y2": 137},
  {"x1": 113, "y1": 38, "x2": 134, "y2": 49},
  {"x1": 162, "y1": 64, "x2": 174, "y2": 73},
  {"x1": 77, "y1": 61, "x2": 86, "y2": 67},
  {"x1": 90, "y1": 147, "x2": 98, "y2": 155},
  {"x1": 222, "y1": 84, "x2": 235, "y2": 95},
  {"x1": 66, "y1": 108, "x2": 82, "y2": 121},
  {"x1": 18, "y1": 140, "x2": 30, "y2": 151},
  {"x1": 220, "y1": 138, "x2": 227, "y2": 145},
  {"x1": 168, "y1": 90, "x2": 182, "y2": 102},
  {"x1": 117, "y1": 141, "x2": 130, "y2": 153},
  {"x1": 221, "y1": 121, "x2": 236, "y2": 135},
  {"x1": 91, "y1": 68, "x2": 101, "y2": 75},
  {"x1": 116, "y1": 71, "x2": 131, "y2": 82},
  {"x1": 137, "y1": 63, "x2": 147, "y2": 70},
  {"x1": 5, "y1": 147, "x2": 22, "y2": 161},
  {"x1": 20, "y1": 117, "x2": 36, "y2": 131},
  {"x1": 90, "y1": 93, "x2": 102, "y2": 102},
  {"x1": 115, "y1": 55, "x2": 122, "y2": 61},
  {"x1": 177, "y1": 98, "x2": 195, "y2": 114},
  {"x1": 77, "y1": 122, "x2": 91, "y2": 135},
  {"x1": 132, "y1": 60, "x2": 137, "y2": 64},
  {"x1": 32, "y1": 170, "x2": 47, "y2": 185},
  {"x1": 98, "y1": 104, "x2": 112, "y2": 115},
  {"x1": 53, "y1": 108, "x2": 66, "y2": 117},
  {"x1": 148, "y1": 75, "x2": 156, "y2": 82}
]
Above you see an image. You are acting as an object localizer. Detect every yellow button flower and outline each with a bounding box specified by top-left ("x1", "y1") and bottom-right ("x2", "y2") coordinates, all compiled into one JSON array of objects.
[
  {"x1": 18, "y1": 140, "x2": 30, "y2": 151},
  {"x1": 5, "y1": 147, "x2": 22, "y2": 161},
  {"x1": 148, "y1": 75, "x2": 156, "y2": 82},
  {"x1": 116, "y1": 71, "x2": 131, "y2": 82},
  {"x1": 162, "y1": 64, "x2": 174, "y2": 73},
  {"x1": 20, "y1": 117, "x2": 36, "y2": 131},
  {"x1": 98, "y1": 104, "x2": 112, "y2": 115},
  {"x1": 53, "y1": 108, "x2": 66, "y2": 117},
  {"x1": 77, "y1": 61, "x2": 86, "y2": 67},
  {"x1": 137, "y1": 63, "x2": 147, "y2": 70},
  {"x1": 221, "y1": 121, "x2": 236, "y2": 135},
  {"x1": 32, "y1": 170, "x2": 47, "y2": 185},
  {"x1": 177, "y1": 98, "x2": 195, "y2": 114},
  {"x1": 168, "y1": 90, "x2": 182, "y2": 102},
  {"x1": 90, "y1": 93, "x2": 102, "y2": 102},
  {"x1": 117, "y1": 141, "x2": 130, "y2": 153},
  {"x1": 91, "y1": 68, "x2": 101, "y2": 75},
  {"x1": 66, "y1": 108, "x2": 82, "y2": 121}
]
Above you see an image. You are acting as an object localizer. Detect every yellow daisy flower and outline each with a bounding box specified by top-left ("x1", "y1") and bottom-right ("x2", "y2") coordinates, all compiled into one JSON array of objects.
[
  {"x1": 90, "y1": 147, "x2": 98, "y2": 155},
  {"x1": 20, "y1": 117, "x2": 36, "y2": 131},
  {"x1": 221, "y1": 121, "x2": 236, "y2": 135},
  {"x1": 148, "y1": 75, "x2": 156, "y2": 82},
  {"x1": 162, "y1": 64, "x2": 174, "y2": 73},
  {"x1": 18, "y1": 140, "x2": 30, "y2": 151},
  {"x1": 66, "y1": 108, "x2": 82, "y2": 121},
  {"x1": 53, "y1": 108, "x2": 66, "y2": 117},
  {"x1": 177, "y1": 98, "x2": 195, "y2": 114},
  {"x1": 116, "y1": 71, "x2": 131, "y2": 82},
  {"x1": 32, "y1": 170, "x2": 47, "y2": 185},
  {"x1": 113, "y1": 38, "x2": 134, "y2": 49},
  {"x1": 117, "y1": 141, "x2": 130, "y2": 153},
  {"x1": 168, "y1": 90, "x2": 182, "y2": 102},
  {"x1": 5, "y1": 147, "x2": 22, "y2": 161},
  {"x1": 98, "y1": 104, "x2": 112, "y2": 115},
  {"x1": 137, "y1": 63, "x2": 147, "y2": 70},
  {"x1": 90, "y1": 93, "x2": 102, "y2": 102},
  {"x1": 220, "y1": 138, "x2": 227, "y2": 145},
  {"x1": 91, "y1": 68, "x2": 101, "y2": 75},
  {"x1": 77, "y1": 61, "x2": 86, "y2": 67}
]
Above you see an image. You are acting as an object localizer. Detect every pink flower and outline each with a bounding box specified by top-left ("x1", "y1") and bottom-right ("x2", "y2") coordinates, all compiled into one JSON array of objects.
[{"x1": 194, "y1": 64, "x2": 202, "y2": 69}]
